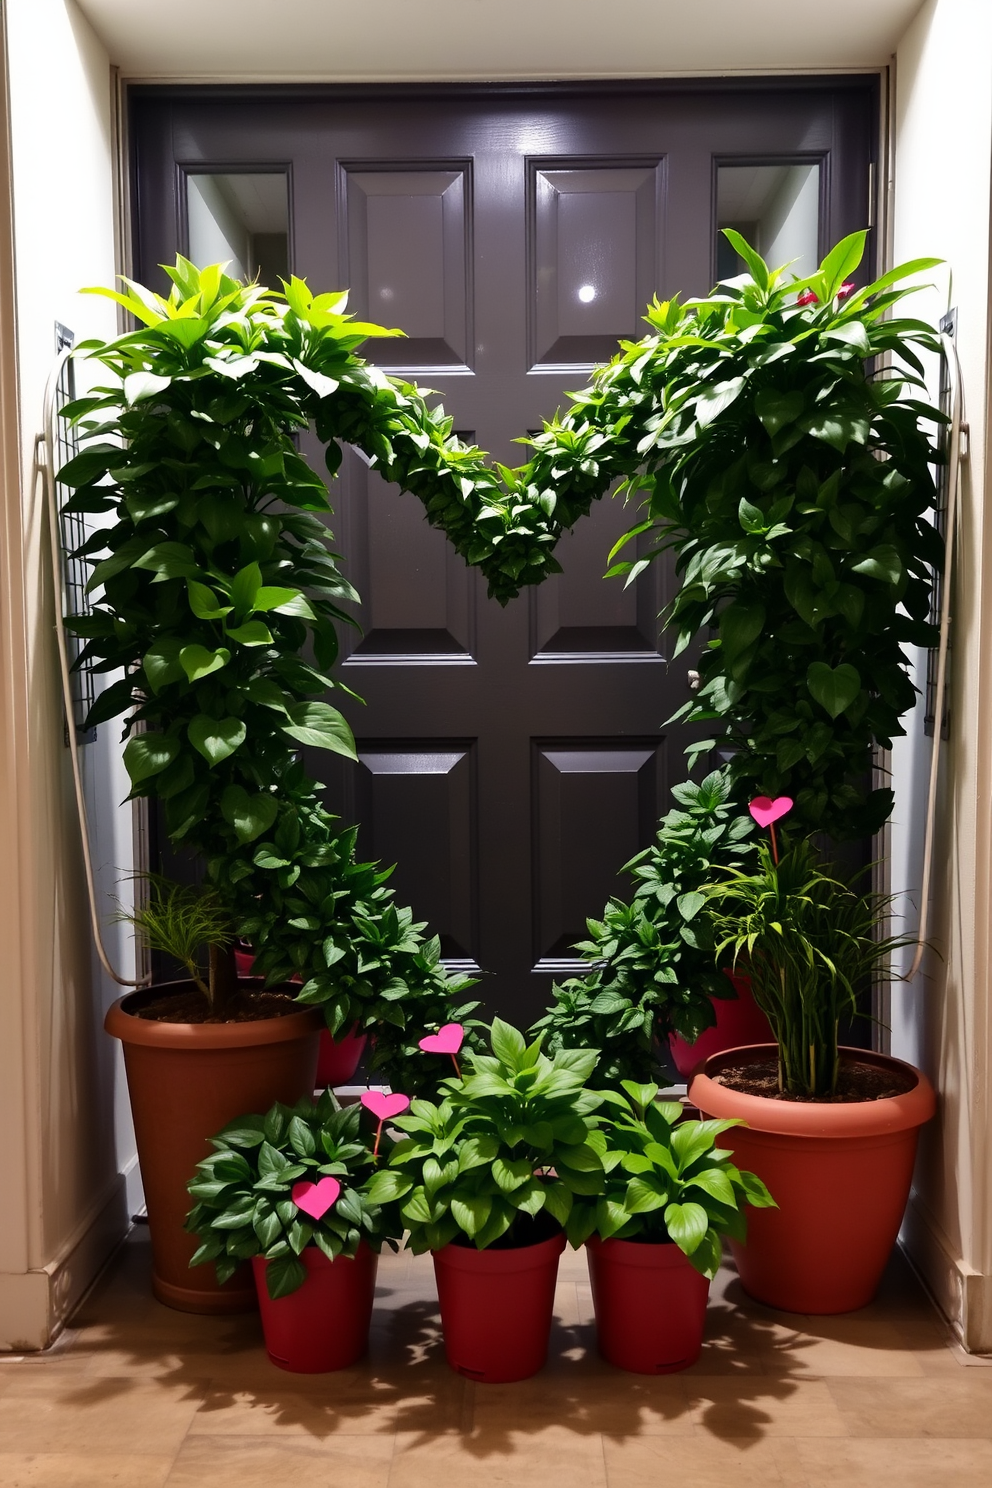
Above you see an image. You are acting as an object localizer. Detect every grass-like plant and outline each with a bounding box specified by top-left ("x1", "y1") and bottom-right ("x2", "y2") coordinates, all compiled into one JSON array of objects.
[
  {"x1": 707, "y1": 832, "x2": 911, "y2": 1097},
  {"x1": 114, "y1": 873, "x2": 236, "y2": 1011}
]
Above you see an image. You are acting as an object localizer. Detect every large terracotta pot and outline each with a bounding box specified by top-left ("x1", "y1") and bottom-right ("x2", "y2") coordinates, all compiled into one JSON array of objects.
[
  {"x1": 690, "y1": 1044, "x2": 936, "y2": 1314},
  {"x1": 669, "y1": 970, "x2": 773, "y2": 1078},
  {"x1": 432, "y1": 1231, "x2": 566, "y2": 1382},
  {"x1": 252, "y1": 1243, "x2": 378, "y2": 1372},
  {"x1": 586, "y1": 1235, "x2": 710, "y2": 1374},
  {"x1": 106, "y1": 982, "x2": 321, "y2": 1314}
]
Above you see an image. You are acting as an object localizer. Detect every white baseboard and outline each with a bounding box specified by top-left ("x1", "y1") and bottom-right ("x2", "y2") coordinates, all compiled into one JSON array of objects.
[
  {"x1": 902, "y1": 1189, "x2": 992, "y2": 1353},
  {"x1": 0, "y1": 1164, "x2": 133, "y2": 1352}
]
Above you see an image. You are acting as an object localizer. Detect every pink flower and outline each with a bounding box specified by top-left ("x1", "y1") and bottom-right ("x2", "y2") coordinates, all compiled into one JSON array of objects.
[{"x1": 797, "y1": 282, "x2": 855, "y2": 307}]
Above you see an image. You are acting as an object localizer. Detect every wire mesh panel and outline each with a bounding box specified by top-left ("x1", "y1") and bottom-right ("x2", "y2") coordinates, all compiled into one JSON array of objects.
[{"x1": 53, "y1": 322, "x2": 97, "y2": 745}]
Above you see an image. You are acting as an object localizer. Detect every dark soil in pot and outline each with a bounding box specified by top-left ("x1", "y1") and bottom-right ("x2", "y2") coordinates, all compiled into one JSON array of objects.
[{"x1": 713, "y1": 1055, "x2": 916, "y2": 1103}]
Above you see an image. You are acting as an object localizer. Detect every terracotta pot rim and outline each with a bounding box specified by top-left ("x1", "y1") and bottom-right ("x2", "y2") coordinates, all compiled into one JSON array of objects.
[
  {"x1": 689, "y1": 1043, "x2": 936, "y2": 1139},
  {"x1": 433, "y1": 1231, "x2": 566, "y2": 1274},
  {"x1": 105, "y1": 980, "x2": 323, "y2": 1050}
]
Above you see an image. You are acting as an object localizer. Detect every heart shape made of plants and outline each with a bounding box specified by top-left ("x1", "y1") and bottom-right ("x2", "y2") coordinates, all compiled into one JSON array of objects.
[
  {"x1": 749, "y1": 795, "x2": 794, "y2": 828},
  {"x1": 418, "y1": 1023, "x2": 465, "y2": 1056},
  {"x1": 360, "y1": 1090, "x2": 411, "y2": 1121},
  {"x1": 291, "y1": 1174, "x2": 341, "y2": 1221}
]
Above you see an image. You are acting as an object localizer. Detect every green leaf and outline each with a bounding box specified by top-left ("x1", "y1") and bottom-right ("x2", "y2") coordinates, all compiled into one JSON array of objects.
[
  {"x1": 188, "y1": 714, "x2": 247, "y2": 766},
  {"x1": 230, "y1": 562, "x2": 262, "y2": 616},
  {"x1": 281, "y1": 702, "x2": 357, "y2": 760},
  {"x1": 179, "y1": 644, "x2": 230, "y2": 682},
  {"x1": 187, "y1": 580, "x2": 232, "y2": 620},
  {"x1": 264, "y1": 1254, "x2": 308, "y2": 1300},
  {"x1": 123, "y1": 732, "x2": 179, "y2": 785},
  {"x1": 225, "y1": 620, "x2": 273, "y2": 646},
  {"x1": 221, "y1": 785, "x2": 279, "y2": 844},
  {"x1": 754, "y1": 389, "x2": 803, "y2": 436},
  {"x1": 721, "y1": 229, "x2": 768, "y2": 289},
  {"x1": 664, "y1": 1200, "x2": 710, "y2": 1254},
  {"x1": 806, "y1": 661, "x2": 861, "y2": 719},
  {"x1": 490, "y1": 1018, "x2": 526, "y2": 1068},
  {"x1": 819, "y1": 230, "x2": 867, "y2": 298},
  {"x1": 850, "y1": 545, "x2": 903, "y2": 585},
  {"x1": 451, "y1": 1194, "x2": 492, "y2": 1238},
  {"x1": 142, "y1": 638, "x2": 185, "y2": 694}
]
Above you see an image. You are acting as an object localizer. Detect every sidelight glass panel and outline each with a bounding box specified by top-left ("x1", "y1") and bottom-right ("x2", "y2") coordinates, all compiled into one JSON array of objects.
[
  {"x1": 716, "y1": 163, "x2": 820, "y2": 283},
  {"x1": 186, "y1": 173, "x2": 289, "y2": 286}
]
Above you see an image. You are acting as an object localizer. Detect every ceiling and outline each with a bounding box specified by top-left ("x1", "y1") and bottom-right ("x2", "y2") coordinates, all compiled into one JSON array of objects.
[{"x1": 75, "y1": 0, "x2": 925, "y2": 82}]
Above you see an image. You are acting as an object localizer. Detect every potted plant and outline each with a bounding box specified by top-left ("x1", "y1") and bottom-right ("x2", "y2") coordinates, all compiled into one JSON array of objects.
[
  {"x1": 688, "y1": 801, "x2": 936, "y2": 1313},
  {"x1": 531, "y1": 767, "x2": 767, "y2": 1084},
  {"x1": 186, "y1": 1089, "x2": 401, "y2": 1370},
  {"x1": 366, "y1": 1019, "x2": 604, "y2": 1382},
  {"x1": 60, "y1": 261, "x2": 484, "y2": 1308},
  {"x1": 567, "y1": 1080, "x2": 773, "y2": 1373}
]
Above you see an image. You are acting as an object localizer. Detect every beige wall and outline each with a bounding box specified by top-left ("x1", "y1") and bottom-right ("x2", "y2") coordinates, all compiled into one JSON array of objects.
[
  {"x1": 0, "y1": 0, "x2": 136, "y2": 1350},
  {"x1": 889, "y1": 0, "x2": 992, "y2": 1352}
]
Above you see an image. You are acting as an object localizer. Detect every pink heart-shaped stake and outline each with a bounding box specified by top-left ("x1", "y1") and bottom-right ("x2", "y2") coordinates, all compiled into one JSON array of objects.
[
  {"x1": 291, "y1": 1175, "x2": 341, "y2": 1221},
  {"x1": 361, "y1": 1090, "x2": 411, "y2": 1121},
  {"x1": 418, "y1": 1023, "x2": 464, "y2": 1056},
  {"x1": 749, "y1": 796, "x2": 793, "y2": 828}
]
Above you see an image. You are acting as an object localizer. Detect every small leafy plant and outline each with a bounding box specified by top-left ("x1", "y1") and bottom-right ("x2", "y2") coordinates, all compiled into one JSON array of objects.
[
  {"x1": 531, "y1": 768, "x2": 755, "y2": 1084},
  {"x1": 567, "y1": 1081, "x2": 775, "y2": 1276},
  {"x1": 707, "y1": 807, "x2": 913, "y2": 1097},
  {"x1": 185, "y1": 1091, "x2": 399, "y2": 1298},
  {"x1": 366, "y1": 1020, "x2": 604, "y2": 1252}
]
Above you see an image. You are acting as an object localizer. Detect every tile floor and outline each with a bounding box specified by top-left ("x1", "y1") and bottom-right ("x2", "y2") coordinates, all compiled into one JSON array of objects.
[{"x1": 0, "y1": 1230, "x2": 989, "y2": 1487}]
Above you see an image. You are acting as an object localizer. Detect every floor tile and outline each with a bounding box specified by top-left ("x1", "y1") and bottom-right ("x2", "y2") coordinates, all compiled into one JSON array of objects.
[
  {"x1": 390, "y1": 1424, "x2": 609, "y2": 1488},
  {"x1": 795, "y1": 1435, "x2": 992, "y2": 1488},
  {"x1": 165, "y1": 1432, "x2": 394, "y2": 1487},
  {"x1": 471, "y1": 1369, "x2": 693, "y2": 1438},
  {"x1": 687, "y1": 1378, "x2": 849, "y2": 1440},
  {"x1": 0, "y1": 1452, "x2": 174, "y2": 1487},
  {"x1": 826, "y1": 1376, "x2": 992, "y2": 1436},
  {"x1": 0, "y1": 1373, "x2": 198, "y2": 1454},
  {"x1": 603, "y1": 1435, "x2": 808, "y2": 1488}
]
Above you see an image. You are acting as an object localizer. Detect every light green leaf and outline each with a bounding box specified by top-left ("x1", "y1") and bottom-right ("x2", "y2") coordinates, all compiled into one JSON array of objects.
[
  {"x1": 221, "y1": 784, "x2": 279, "y2": 844},
  {"x1": 281, "y1": 702, "x2": 356, "y2": 760},
  {"x1": 179, "y1": 644, "x2": 230, "y2": 682},
  {"x1": 123, "y1": 732, "x2": 179, "y2": 785},
  {"x1": 188, "y1": 715, "x2": 246, "y2": 766}
]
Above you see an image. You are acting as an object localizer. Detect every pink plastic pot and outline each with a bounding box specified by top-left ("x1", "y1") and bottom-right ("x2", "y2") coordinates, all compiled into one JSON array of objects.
[
  {"x1": 669, "y1": 970, "x2": 772, "y2": 1078},
  {"x1": 432, "y1": 1231, "x2": 566, "y2": 1382},
  {"x1": 586, "y1": 1235, "x2": 710, "y2": 1373},
  {"x1": 251, "y1": 1242, "x2": 378, "y2": 1372},
  {"x1": 316, "y1": 1025, "x2": 368, "y2": 1087}
]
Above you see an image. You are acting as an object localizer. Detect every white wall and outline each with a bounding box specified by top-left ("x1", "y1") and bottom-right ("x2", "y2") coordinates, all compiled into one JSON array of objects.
[
  {"x1": 0, "y1": 0, "x2": 137, "y2": 1349},
  {"x1": 890, "y1": 0, "x2": 992, "y2": 1351}
]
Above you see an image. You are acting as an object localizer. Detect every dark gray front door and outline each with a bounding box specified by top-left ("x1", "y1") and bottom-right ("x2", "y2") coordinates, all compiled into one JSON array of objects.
[{"x1": 132, "y1": 79, "x2": 876, "y2": 1023}]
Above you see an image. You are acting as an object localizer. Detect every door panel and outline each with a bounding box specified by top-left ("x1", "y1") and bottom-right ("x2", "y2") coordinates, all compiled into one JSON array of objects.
[{"x1": 133, "y1": 79, "x2": 876, "y2": 1024}]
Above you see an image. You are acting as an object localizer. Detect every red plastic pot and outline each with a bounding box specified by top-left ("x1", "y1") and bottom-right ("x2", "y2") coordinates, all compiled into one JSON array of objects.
[
  {"x1": 669, "y1": 970, "x2": 772, "y2": 1078},
  {"x1": 689, "y1": 1044, "x2": 936, "y2": 1314},
  {"x1": 316, "y1": 1025, "x2": 368, "y2": 1087},
  {"x1": 251, "y1": 1242, "x2": 378, "y2": 1372},
  {"x1": 432, "y1": 1231, "x2": 566, "y2": 1382},
  {"x1": 586, "y1": 1235, "x2": 710, "y2": 1373},
  {"x1": 234, "y1": 949, "x2": 367, "y2": 1087}
]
